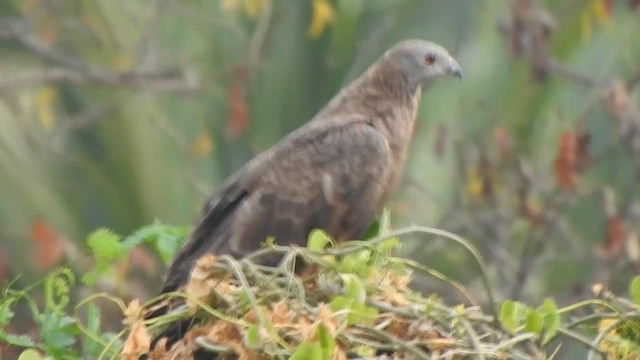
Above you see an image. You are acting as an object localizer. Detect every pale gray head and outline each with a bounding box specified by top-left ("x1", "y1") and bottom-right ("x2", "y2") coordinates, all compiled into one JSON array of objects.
[{"x1": 382, "y1": 39, "x2": 462, "y2": 87}]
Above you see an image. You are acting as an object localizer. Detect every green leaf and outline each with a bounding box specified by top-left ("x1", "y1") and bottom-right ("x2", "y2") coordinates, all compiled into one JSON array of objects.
[
  {"x1": 378, "y1": 208, "x2": 392, "y2": 235},
  {"x1": 316, "y1": 324, "x2": 336, "y2": 360},
  {"x1": 539, "y1": 298, "x2": 561, "y2": 344},
  {"x1": 524, "y1": 308, "x2": 544, "y2": 334},
  {"x1": 244, "y1": 324, "x2": 261, "y2": 347},
  {"x1": 630, "y1": 276, "x2": 640, "y2": 305},
  {"x1": 348, "y1": 301, "x2": 365, "y2": 325},
  {"x1": 120, "y1": 220, "x2": 189, "y2": 262},
  {"x1": 329, "y1": 295, "x2": 350, "y2": 313},
  {"x1": 290, "y1": 341, "x2": 323, "y2": 360},
  {"x1": 0, "y1": 303, "x2": 15, "y2": 327},
  {"x1": 155, "y1": 233, "x2": 181, "y2": 263},
  {"x1": 307, "y1": 229, "x2": 333, "y2": 251},
  {"x1": 18, "y1": 349, "x2": 45, "y2": 360},
  {"x1": 83, "y1": 229, "x2": 126, "y2": 285},
  {"x1": 500, "y1": 300, "x2": 521, "y2": 332},
  {"x1": 362, "y1": 306, "x2": 379, "y2": 325},
  {"x1": 81, "y1": 304, "x2": 104, "y2": 357},
  {"x1": 38, "y1": 312, "x2": 78, "y2": 350},
  {"x1": 344, "y1": 275, "x2": 365, "y2": 301},
  {"x1": 376, "y1": 237, "x2": 400, "y2": 255},
  {"x1": 86, "y1": 229, "x2": 124, "y2": 261},
  {"x1": 1, "y1": 333, "x2": 36, "y2": 347}
]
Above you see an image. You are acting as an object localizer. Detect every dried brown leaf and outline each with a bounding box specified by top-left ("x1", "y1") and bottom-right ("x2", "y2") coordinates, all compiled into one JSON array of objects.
[
  {"x1": 226, "y1": 66, "x2": 250, "y2": 138},
  {"x1": 123, "y1": 299, "x2": 144, "y2": 326},
  {"x1": 122, "y1": 320, "x2": 151, "y2": 360},
  {"x1": 554, "y1": 132, "x2": 579, "y2": 191},
  {"x1": 185, "y1": 254, "x2": 219, "y2": 313}
]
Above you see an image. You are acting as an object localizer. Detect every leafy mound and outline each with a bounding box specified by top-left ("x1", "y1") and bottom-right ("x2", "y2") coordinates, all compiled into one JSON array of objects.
[
  {"x1": 4, "y1": 224, "x2": 640, "y2": 359},
  {"x1": 135, "y1": 229, "x2": 544, "y2": 359}
]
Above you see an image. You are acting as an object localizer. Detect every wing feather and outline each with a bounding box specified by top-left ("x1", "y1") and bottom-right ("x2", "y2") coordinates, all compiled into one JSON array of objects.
[{"x1": 161, "y1": 121, "x2": 392, "y2": 293}]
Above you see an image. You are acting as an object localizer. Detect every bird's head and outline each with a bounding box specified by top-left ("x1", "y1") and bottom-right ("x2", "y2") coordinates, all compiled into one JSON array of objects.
[{"x1": 383, "y1": 39, "x2": 462, "y2": 87}]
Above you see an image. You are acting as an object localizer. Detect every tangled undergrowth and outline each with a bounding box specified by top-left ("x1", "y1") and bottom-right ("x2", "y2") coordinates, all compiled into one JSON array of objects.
[
  {"x1": 4, "y1": 224, "x2": 640, "y2": 359},
  {"x1": 128, "y1": 227, "x2": 640, "y2": 360}
]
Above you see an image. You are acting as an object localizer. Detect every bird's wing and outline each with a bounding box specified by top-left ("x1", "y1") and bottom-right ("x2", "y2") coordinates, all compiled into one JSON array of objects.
[{"x1": 161, "y1": 121, "x2": 392, "y2": 293}]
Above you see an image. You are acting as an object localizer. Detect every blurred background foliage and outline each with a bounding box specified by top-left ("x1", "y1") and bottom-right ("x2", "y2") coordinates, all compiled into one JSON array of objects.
[{"x1": 1, "y1": 0, "x2": 640, "y2": 350}]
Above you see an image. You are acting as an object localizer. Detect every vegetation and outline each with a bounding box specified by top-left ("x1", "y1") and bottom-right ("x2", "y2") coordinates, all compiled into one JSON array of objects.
[
  {"x1": 3, "y1": 222, "x2": 640, "y2": 359},
  {"x1": 2, "y1": 0, "x2": 640, "y2": 358}
]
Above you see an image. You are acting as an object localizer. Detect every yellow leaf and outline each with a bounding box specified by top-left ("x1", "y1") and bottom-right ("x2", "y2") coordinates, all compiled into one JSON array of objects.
[
  {"x1": 115, "y1": 56, "x2": 133, "y2": 71},
  {"x1": 466, "y1": 167, "x2": 484, "y2": 198},
  {"x1": 35, "y1": 87, "x2": 57, "y2": 131},
  {"x1": 192, "y1": 131, "x2": 214, "y2": 158},
  {"x1": 591, "y1": 0, "x2": 611, "y2": 24},
  {"x1": 221, "y1": 0, "x2": 241, "y2": 12},
  {"x1": 309, "y1": 0, "x2": 334, "y2": 39},
  {"x1": 221, "y1": 0, "x2": 270, "y2": 19},
  {"x1": 244, "y1": 0, "x2": 270, "y2": 19}
]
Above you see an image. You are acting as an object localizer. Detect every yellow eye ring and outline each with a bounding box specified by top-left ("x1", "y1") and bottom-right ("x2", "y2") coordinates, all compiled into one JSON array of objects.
[{"x1": 425, "y1": 54, "x2": 436, "y2": 65}]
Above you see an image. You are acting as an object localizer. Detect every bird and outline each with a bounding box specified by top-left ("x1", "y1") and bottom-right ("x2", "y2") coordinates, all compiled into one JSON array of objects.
[{"x1": 150, "y1": 39, "x2": 461, "y2": 348}]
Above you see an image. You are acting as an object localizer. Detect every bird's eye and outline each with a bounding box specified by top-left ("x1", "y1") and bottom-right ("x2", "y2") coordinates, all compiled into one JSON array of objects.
[{"x1": 425, "y1": 54, "x2": 437, "y2": 65}]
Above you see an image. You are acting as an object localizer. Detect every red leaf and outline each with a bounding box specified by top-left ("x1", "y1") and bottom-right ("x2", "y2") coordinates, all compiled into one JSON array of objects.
[
  {"x1": 226, "y1": 66, "x2": 250, "y2": 138},
  {"x1": 494, "y1": 127, "x2": 512, "y2": 158},
  {"x1": 575, "y1": 125, "x2": 592, "y2": 170},
  {"x1": 31, "y1": 220, "x2": 65, "y2": 270},
  {"x1": 554, "y1": 132, "x2": 578, "y2": 191},
  {"x1": 604, "y1": 216, "x2": 626, "y2": 256}
]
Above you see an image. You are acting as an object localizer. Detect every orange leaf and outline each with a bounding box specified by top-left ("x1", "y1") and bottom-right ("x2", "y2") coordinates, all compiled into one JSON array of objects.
[
  {"x1": 554, "y1": 132, "x2": 578, "y2": 191},
  {"x1": 494, "y1": 127, "x2": 512, "y2": 158},
  {"x1": 191, "y1": 131, "x2": 214, "y2": 158},
  {"x1": 226, "y1": 67, "x2": 250, "y2": 138},
  {"x1": 604, "y1": 216, "x2": 626, "y2": 256},
  {"x1": 39, "y1": 21, "x2": 59, "y2": 48},
  {"x1": 30, "y1": 220, "x2": 65, "y2": 270}
]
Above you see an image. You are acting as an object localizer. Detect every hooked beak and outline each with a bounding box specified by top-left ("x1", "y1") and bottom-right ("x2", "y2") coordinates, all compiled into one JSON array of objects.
[{"x1": 448, "y1": 57, "x2": 462, "y2": 79}]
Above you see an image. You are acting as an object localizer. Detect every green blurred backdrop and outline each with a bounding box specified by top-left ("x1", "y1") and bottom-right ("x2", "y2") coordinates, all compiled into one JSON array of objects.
[{"x1": 1, "y1": 0, "x2": 640, "y2": 328}]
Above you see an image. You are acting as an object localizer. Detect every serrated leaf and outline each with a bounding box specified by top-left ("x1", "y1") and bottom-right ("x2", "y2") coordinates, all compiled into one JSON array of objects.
[
  {"x1": 156, "y1": 233, "x2": 181, "y2": 263},
  {"x1": 86, "y1": 229, "x2": 124, "y2": 262},
  {"x1": 630, "y1": 276, "x2": 640, "y2": 305},
  {"x1": 82, "y1": 304, "x2": 103, "y2": 356},
  {"x1": 1, "y1": 333, "x2": 36, "y2": 347},
  {"x1": 524, "y1": 308, "x2": 544, "y2": 334},
  {"x1": 307, "y1": 229, "x2": 333, "y2": 251}
]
